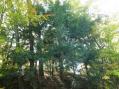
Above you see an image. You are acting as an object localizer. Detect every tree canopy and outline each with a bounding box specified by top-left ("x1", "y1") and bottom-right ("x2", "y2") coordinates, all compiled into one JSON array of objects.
[{"x1": 0, "y1": 0, "x2": 119, "y2": 89}]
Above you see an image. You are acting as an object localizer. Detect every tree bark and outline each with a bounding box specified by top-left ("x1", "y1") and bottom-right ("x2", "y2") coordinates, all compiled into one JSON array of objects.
[
  {"x1": 39, "y1": 60, "x2": 44, "y2": 78},
  {"x1": 51, "y1": 60, "x2": 54, "y2": 77},
  {"x1": 29, "y1": 29, "x2": 34, "y2": 70},
  {"x1": 59, "y1": 58, "x2": 64, "y2": 80},
  {"x1": 84, "y1": 63, "x2": 89, "y2": 76}
]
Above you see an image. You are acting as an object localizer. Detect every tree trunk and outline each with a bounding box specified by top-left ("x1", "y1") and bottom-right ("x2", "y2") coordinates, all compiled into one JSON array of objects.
[
  {"x1": 59, "y1": 58, "x2": 64, "y2": 80},
  {"x1": 18, "y1": 65, "x2": 24, "y2": 89},
  {"x1": 72, "y1": 65, "x2": 76, "y2": 77},
  {"x1": 84, "y1": 63, "x2": 89, "y2": 76},
  {"x1": 39, "y1": 61, "x2": 44, "y2": 78},
  {"x1": 15, "y1": 28, "x2": 20, "y2": 47},
  {"x1": 15, "y1": 28, "x2": 24, "y2": 89},
  {"x1": 51, "y1": 60, "x2": 54, "y2": 77},
  {"x1": 29, "y1": 30, "x2": 34, "y2": 70},
  {"x1": 18, "y1": 76, "x2": 24, "y2": 89},
  {"x1": 30, "y1": 60, "x2": 34, "y2": 70}
]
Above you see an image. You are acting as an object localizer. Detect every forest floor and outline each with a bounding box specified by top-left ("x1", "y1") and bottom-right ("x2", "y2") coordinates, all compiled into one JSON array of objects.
[{"x1": 0, "y1": 72, "x2": 87, "y2": 89}]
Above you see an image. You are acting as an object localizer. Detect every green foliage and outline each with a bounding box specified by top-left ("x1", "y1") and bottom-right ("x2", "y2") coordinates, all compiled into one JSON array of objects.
[
  {"x1": 0, "y1": 0, "x2": 119, "y2": 89},
  {"x1": 9, "y1": 47, "x2": 28, "y2": 65}
]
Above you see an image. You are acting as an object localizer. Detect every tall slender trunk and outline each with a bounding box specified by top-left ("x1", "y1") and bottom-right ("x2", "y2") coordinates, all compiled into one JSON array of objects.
[
  {"x1": 51, "y1": 60, "x2": 54, "y2": 77},
  {"x1": 84, "y1": 63, "x2": 89, "y2": 76},
  {"x1": 30, "y1": 60, "x2": 34, "y2": 70},
  {"x1": 15, "y1": 28, "x2": 20, "y2": 47},
  {"x1": 36, "y1": 61, "x2": 40, "y2": 84},
  {"x1": 18, "y1": 65, "x2": 24, "y2": 89},
  {"x1": 59, "y1": 55, "x2": 64, "y2": 80},
  {"x1": 29, "y1": 28, "x2": 34, "y2": 70},
  {"x1": 49, "y1": 60, "x2": 54, "y2": 77},
  {"x1": 27, "y1": 1, "x2": 38, "y2": 88},
  {"x1": 39, "y1": 60, "x2": 44, "y2": 78},
  {"x1": 26, "y1": 0, "x2": 35, "y2": 70},
  {"x1": 15, "y1": 28, "x2": 24, "y2": 89},
  {"x1": 72, "y1": 65, "x2": 76, "y2": 77},
  {"x1": 37, "y1": 31, "x2": 44, "y2": 78},
  {"x1": 59, "y1": 59, "x2": 63, "y2": 79}
]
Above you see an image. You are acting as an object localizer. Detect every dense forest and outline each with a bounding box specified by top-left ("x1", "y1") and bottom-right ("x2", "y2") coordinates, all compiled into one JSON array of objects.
[{"x1": 0, "y1": 0, "x2": 119, "y2": 89}]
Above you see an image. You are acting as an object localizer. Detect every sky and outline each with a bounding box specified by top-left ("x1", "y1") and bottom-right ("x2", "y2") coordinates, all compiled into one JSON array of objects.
[{"x1": 80, "y1": 0, "x2": 119, "y2": 16}]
